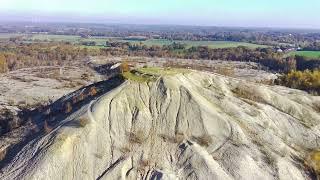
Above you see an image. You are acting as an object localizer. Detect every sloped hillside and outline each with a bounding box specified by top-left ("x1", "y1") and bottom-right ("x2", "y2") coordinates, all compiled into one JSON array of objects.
[{"x1": 0, "y1": 69, "x2": 319, "y2": 180}]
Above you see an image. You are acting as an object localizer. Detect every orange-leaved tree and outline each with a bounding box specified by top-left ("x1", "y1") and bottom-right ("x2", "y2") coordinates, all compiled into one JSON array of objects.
[
  {"x1": 0, "y1": 53, "x2": 8, "y2": 73},
  {"x1": 120, "y1": 61, "x2": 130, "y2": 73}
]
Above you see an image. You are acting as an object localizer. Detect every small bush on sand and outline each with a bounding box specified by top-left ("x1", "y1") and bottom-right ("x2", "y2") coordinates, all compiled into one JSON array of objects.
[
  {"x1": 79, "y1": 117, "x2": 90, "y2": 127},
  {"x1": 128, "y1": 130, "x2": 145, "y2": 144}
]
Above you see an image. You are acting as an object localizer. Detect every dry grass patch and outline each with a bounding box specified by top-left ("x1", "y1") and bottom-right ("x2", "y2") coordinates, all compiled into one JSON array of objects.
[
  {"x1": 137, "y1": 159, "x2": 151, "y2": 173},
  {"x1": 79, "y1": 117, "x2": 90, "y2": 127},
  {"x1": 44, "y1": 120, "x2": 53, "y2": 134},
  {"x1": 89, "y1": 87, "x2": 98, "y2": 96},
  {"x1": 120, "y1": 146, "x2": 131, "y2": 154},
  {"x1": 0, "y1": 148, "x2": 7, "y2": 161},
  {"x1": 65, "y1": 102, "x2": 72, "y2": 114},
  {"x1": 193, "y1": 135, "x2": 213, "y2": 147},
  {"x1": 159, "y1": 133, "x2": 185, "y2": 144},
  {"x1": 215, "y1": 67, "x2": 235, "y2": 77},
  {"x1": 128, "y1": 130, "x2": 145, "y2": 144},
  {"x1": 232, "y1": 87, "x2": 266, "y2": 104},
  {"x1": 312, "y1": 102, "x2": 320, "y2": 113}
]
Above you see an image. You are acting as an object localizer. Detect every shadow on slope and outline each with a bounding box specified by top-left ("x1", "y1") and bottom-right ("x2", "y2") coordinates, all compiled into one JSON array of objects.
[{"x1": 0, "y1": 74, "x2": 125, "y2": 169}]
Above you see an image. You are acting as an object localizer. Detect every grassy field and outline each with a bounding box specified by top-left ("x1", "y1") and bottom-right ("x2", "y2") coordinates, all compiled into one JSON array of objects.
[
  {"x1": 0, "y1": 33, "x2": 269, "y2": 49},
  {"x1": 288, "y1": 51, "x2": 320, "y2": 58}
]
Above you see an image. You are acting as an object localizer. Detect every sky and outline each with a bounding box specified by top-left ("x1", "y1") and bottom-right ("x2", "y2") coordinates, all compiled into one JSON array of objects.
[{"x1": 0, "y1": 0, "x2": 319, "y2": 29}]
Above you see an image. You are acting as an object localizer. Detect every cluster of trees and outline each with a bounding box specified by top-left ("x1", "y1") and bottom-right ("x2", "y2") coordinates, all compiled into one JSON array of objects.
[
  {"x1": 276, "y1": 69, "x2": 320, "y2": 95},
  {"x1": 300, "y1": 42, "x2": 320, "y2": 51},
  {"x1": 101, "y1": 43, "x2": 316, "y2": 72},
  {"x1": 0, "y1": 42, "x2": 101, "y2": 72},
  {"x1": 0, "y1": 41, "x2": 319, "y2": 76}
]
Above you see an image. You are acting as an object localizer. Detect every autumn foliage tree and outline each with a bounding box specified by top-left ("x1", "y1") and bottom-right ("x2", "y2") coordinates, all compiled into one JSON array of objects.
[
  {"x1": 120, "y1": 61, "x2": 130, "y2": 73},
  {"x1": 277, "y1": 69, "x2": 320, "y2": 95},
  {"x1": 0, "y1": 53, "x2": 8, "y2": 73}
]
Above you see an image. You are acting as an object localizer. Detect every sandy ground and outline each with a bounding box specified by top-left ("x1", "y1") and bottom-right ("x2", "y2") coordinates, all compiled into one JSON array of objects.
[{"x1": 0, "y1": 69, "x2": 319, "y2": 180}]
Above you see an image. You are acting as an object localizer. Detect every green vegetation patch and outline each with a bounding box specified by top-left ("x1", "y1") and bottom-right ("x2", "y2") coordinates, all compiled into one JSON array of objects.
[
  {"x1": 122, "y1": 67, "x2": 190, "y2": 83},
  {"x1": 138, "y1": 67, "x2": 190, "y2": 76},
  {"x1": 289, "y1": 51, "x2": 320, "y2": 59},
  {"x1": 122, "y1": 70, "x2": 156, "y2": 83}
]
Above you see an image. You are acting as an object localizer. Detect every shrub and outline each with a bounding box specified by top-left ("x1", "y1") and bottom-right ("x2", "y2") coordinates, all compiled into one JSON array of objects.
[
  {"x1": 89, "y1": 87, "x2": 98, "y2": 96},
  {"x1": 72, "y1": 96, "x2": 78, "y2": 104},
  {"x1": 0, "y1": 148, "x2": 7, "y2": 161},
  {"x1": 65, "y1": 102, "x2": 72, "y2": 113},
  {"x1": 44, "y1": 120, "x2": 53, "y2": 134}
]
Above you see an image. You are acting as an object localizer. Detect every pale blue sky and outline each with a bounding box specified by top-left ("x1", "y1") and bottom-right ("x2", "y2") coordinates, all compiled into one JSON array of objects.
[{"x1": 0, "y1": 0, "x2": 319, "y2": 28}]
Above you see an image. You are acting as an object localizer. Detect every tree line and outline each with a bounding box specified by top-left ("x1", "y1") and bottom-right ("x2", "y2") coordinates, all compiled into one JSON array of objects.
[{"x1": 0, "y1": 42, "x2": 319, "y2": 74}]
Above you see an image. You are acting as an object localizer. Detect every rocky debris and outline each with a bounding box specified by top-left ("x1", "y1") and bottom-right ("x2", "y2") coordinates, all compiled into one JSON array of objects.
[{"x1": 0, "y1": 70, "x2": 319, "y2": 180}]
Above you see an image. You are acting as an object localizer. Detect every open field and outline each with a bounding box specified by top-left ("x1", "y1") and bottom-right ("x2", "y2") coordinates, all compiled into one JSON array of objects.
[
  {"x1": 0, "y1": 33, "x2": 269, "y2": 49},
  {"x1": 288, "y1": 51, "x2": 320, "y2": 58}
]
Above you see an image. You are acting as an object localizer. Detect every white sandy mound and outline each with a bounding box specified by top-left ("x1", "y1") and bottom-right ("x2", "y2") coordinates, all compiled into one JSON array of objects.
[{"x1": 1, "y1": 71, "x2": 319, "y2": 180}]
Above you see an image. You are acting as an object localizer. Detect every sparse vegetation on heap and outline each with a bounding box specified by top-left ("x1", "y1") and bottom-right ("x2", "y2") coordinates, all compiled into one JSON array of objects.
[{"x1": 122, "y1": 67, "x2": 190, "y2": 83}]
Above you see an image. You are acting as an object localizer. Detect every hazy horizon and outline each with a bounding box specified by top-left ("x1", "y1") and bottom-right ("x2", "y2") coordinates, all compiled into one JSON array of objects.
[{"x1": 0, "y1": 0, "x2": 320, "y2": 29}]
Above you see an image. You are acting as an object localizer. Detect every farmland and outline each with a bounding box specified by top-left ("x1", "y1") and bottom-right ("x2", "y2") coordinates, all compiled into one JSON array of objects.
[
  {"x1": 122, "y1": 39, "x2": 269, "y2": 49},
  {"x1": 0, "y1": 33, "x2": 269, "y2": 49},
  {"x1": 289, "y1": 51, "x2": 320, "y2": 58}
]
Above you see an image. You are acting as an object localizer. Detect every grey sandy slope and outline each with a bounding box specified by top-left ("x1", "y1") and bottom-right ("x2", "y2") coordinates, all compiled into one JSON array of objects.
[{"x1": 1, "y1": 70, "x2": 320, "y2": 180}]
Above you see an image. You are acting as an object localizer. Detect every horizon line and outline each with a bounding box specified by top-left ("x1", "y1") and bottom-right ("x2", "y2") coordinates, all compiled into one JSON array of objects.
[{"x1": 1, "y1": 20, "x2": 320, "y2": 31}]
